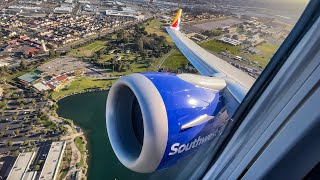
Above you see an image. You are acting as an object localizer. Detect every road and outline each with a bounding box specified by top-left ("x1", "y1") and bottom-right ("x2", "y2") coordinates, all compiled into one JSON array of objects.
[{"x1": 156, "y1": 49, "x2": 176, "y2": 70}]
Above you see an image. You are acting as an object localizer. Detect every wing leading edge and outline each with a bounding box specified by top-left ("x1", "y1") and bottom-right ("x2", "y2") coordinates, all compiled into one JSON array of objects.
[{"x1": 166, "y1": 9, "x2": 255, "y2": 91}]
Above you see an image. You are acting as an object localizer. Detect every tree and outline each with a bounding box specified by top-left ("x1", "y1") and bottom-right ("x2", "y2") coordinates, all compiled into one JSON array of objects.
[
  {"x1": 23, "y1": 140, "x2": 29, "y2": 146},
  {"x1": 13, "y1": 150, "x2": 20, "y2": 157},
  {"x1": 19, "y1": 103, "x2": 25, "y2": 109},
  {"x1": 20, "y1": 60, "x2": 27, "y2": 70},
  {"x1": 12, "y1": 116, "x2": 17, "y2": 121},
  {"x1": 141, "y1": 51, "x2": 147, "y2": 60},
  {"x1": 19, "y1": 93, "x2": 25, "y2": 99},
  {"x1": 14, "y1": 129, "x2": 20, "y2": 136},
  {"x1": 7, "y1": 140, "x2": 13, "y2": 147},
  {"x1": 11, "y1": 93, "x2": 18, "y2": 99},
  {"x1": 0, "y1": 131, "x2": 4, "y2": 137},
  {"x1": 52, "y1": 103, "x2": 59, "y2": 110},
  {"x1": 49, "y1": 50, "x2": 57, "y2": 57},
  {"x1": 126, "y1": 63, "x2": 132, "y2": 71},
  {"x1": 136, "y1": 37, "x2": 144, "y2": 52},
  {"x1": 35, "y1": 117, "x2": 41, "y2": 124},
  {"x1": 43, "y1": 129, "x2": 48, "y2": 135},
  {"x1": 24, "y1": 117, "x2": 29, "y2": 123},
  {"x1": 35, "y1": 165, "x2": 40, "y2": 171},
  {"x1": 0, "y1": 100, "x2": 7, "y2": 110},
  {"x1": 42, "y1": 91, "x2": 49, "y2": 99},
  {"x1": 17, "y1": 98, "x2": 22, "y2": 103},
  {"x1": 31, "y1": 99, "x2": 36, "y2": 105}
]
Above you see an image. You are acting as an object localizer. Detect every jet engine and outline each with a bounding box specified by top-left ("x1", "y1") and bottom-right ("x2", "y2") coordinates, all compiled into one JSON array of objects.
[{"x1": 106, "y1": 72, "x2": 228, "y2": 173}]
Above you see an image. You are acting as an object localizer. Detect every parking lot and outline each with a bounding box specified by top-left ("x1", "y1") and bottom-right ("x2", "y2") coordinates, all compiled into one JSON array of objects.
[
  {"x1": 38, "y1": 57, "x2": 92, "y2": 75},
  {"x1": 37, "y1": 56, "x2": 108, "y2": 78},
  {"x1": 0, "y1": 88, "x2": 60, "y2": 152}
]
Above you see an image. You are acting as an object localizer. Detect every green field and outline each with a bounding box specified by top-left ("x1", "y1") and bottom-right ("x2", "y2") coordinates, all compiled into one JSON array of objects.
[
  {"x1": 51, "y1": 78, "x2": 115, "y2": 100},
  {"x1": 98, "y1": 53, "x2": 137, "y2": 62},
  {"x1": 200, "y1": 40, "x2": 241, "y2": 55},
  {"x1": 145, "y1": 19, "x2": 173, "y2": 44},
  {"x1": 162, "y1": 50, "x2": 189, "y2": 70},
  {"x1": 256, "y1": 43, "x2": 279, "y2": 62},
  {"x1": 83, "y1": 41, "x2": 106, "y2": 50},
  {"x1": 70, "y1": 40, "x2": 106, "y2": 57},
  {"x1": 200, "y1": 40, "x2": 279, "y2": 68}
]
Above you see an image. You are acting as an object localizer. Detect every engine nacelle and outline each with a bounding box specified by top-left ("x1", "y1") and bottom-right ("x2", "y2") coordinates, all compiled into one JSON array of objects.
[{"x1": 106, "y1": 72, "x2": 227, "y2": 173}]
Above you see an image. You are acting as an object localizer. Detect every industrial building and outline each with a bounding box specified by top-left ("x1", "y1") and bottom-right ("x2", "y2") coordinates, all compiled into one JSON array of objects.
[
  {"x1": 7, "y1": 152, "x2": 37, "y2": 180},
  {"x1": 5, "y1": 141, "x2": 66, "y2": 180},
  {"x1": 38, "y1": 141, "x2": 66, "y2": 180},
  {"x1": 218, "y1": 37, "x2": 242, "y2": 46}
]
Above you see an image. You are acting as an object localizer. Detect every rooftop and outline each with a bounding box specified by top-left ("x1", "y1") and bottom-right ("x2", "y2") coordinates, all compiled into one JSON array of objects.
[
  {"x1": 39, "y1": 141, "x2": 66, "y2": 180},
  {"x1": 33, "y1": 82, "x2": 50, "y2": 91},
  {"x1": 7, "y1": 152, "x2": 36, "y2": 180},
  {"x1": 18, "y1": 70, "x2": 43, "y2": 83}
]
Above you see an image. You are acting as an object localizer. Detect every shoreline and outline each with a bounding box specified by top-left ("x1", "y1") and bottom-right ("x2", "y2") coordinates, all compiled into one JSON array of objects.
[
  {"x1": 55, "y1": 89, "x2": 109, "y2": 179},
  {"x1": 53, "y1": 88, "x2": 110, "y2": 102}
]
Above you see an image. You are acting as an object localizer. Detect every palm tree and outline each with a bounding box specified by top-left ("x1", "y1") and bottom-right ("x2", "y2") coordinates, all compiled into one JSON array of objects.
[
  {"x1": 24, "y1": 117, "x2": 29, "y2": 123},
  {"x1": 31, "y1": 99, "x2": 36, "y2": 106},
  {"x1": 19, "y1": 103, "x2": 25, "y2": 109},
  {"x1": 14, "y1": 129, "x2": 20, "y2": 136},
  {"x1": 7, "y1": 140, "x2": 12, "y2": 147}
]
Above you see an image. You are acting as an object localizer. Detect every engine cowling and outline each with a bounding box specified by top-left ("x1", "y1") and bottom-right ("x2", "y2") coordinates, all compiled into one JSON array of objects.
[{"x1": 106, "y1": 72, "x2": 227, "y2": 173}]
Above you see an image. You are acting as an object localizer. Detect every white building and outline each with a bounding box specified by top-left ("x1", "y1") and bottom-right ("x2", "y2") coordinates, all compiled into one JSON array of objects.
[
  {"x1": 7, "y1": 152, "x2": 37, "y2": 180},
  {"x1": 38, "y1": 141, "x2": 66, "y2": 180}
]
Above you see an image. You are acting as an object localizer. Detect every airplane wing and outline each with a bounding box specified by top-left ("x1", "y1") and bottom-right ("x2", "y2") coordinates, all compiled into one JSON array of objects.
[{"x1": 166, "y1": 9, "x2": 256, "y2": 91}]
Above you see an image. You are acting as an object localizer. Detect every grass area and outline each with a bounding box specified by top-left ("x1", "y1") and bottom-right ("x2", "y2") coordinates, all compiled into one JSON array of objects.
[
  {"x1": 109, "y1": 62, "x2": 150, "y2": 76},
  {"x1": 70, "y1": 40, "x2": 106, "y2": 57},
  {"x1": 162, "y1": 50, "x2": 189, "y2": 70},
  {"x1": 200, "y1": 40, "x2": 241, "y2": 54},
  {"x1": 98, "y1": 53, "x2": 137, "y2": 62},
  {"x1": 200, "y1": 40, "x2": 279, "y2": 68},
  {"x1": 131, "y1": 63, "x2": 149, "y2": 73},
  {"x1": 83, "y1": 41, "x2": 105, "y2": 51},
  {"x1": 256, "y1": 43, "x2": 279, "y2": 60},
  {"x1": 99, "y1": 54, "x2": 114, "y2": 62},
  {"x1": 58, "y1": 145, "x2": 72, "y2": 180},
  {"x1": 74, "y1": 136, "x2": 85, "y2": 168},
  {"x1": 51, "y1": 78, "x2": 115, "y2": 100},
  {"x1": 145, "y1": 19, "x2": 173, "y2": 44}
]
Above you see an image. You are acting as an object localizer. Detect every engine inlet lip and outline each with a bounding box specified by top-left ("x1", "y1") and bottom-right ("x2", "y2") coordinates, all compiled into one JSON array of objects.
[{"x1": 106, "y1": 73, "x2": 168, "y2": 173}]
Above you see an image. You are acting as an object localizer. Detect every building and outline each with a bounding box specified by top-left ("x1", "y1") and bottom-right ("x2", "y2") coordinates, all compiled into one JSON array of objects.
[
  {"x1": 33, "y1": 82, "x2": 51, "y2": 91},
  {"x1": 218, "y1": 37, "x2": 242, "y2": 46},
  {"x1": 247, "y1": 47, "x2": 261, "y2": 54},
  {"x1": 54, "y1": 4, "x2": 74, "y2": 14},
  {"x1": 46, "y1": 75, "x2": 69, "y2": 91},
  {"x1": 7, "y1": 152, "x2": 36, "y2": 180},
  {"x1": 39, "y1": 141, "x2": 66, "y2": 180},
  {"x1": 105, "y1": 10, "x2": 145, "y2": 20},
  {"x1": 18, "y1": 70, "x2": 43, "y2": 86}
]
